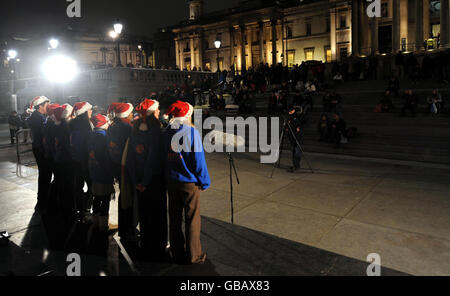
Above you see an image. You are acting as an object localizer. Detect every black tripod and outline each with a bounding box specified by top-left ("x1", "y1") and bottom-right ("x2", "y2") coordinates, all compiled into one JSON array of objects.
[
  {"x1": 227, "y1": 152, "x2": 240, "y2": 224},
  {"x1": 270, "y1": 115, "x2": 314, "y2": 178}
]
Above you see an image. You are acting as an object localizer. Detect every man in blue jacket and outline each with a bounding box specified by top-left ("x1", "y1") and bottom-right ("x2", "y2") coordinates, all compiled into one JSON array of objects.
[
  {"x1": 27, "y1": 96, "x2": 51, "y2": 212},
  {"x1": 163, "y1": 100, "x2": 210, "y2": 264}
]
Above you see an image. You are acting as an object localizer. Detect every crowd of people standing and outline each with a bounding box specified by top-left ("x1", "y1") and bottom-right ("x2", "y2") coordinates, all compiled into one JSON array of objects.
[{"x1": 26, "y1": 95, "x2": 210, "y2": 264}]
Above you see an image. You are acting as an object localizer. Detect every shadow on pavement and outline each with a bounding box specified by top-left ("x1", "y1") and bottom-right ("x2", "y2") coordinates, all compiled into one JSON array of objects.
[{"x1": 2, "y1": 205, "x2": 409, "y2": 276}]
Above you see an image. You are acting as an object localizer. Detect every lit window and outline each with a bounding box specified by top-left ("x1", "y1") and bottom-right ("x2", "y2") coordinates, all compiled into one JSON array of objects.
[
  {"x1": 304, "y1": 48, "x2": 314, "y2": 61},
  {"x1": 325, "y1": 48, "x2": 332, "y2": 62},
  {"x1": 287, "y1": 51, "x2": 295, "y2": 67}
]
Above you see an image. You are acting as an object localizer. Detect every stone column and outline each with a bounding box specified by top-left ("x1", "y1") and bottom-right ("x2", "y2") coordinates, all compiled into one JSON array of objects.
[
  {"x1": 371, "y1": 15, "x2": 378, "y2": 55},
  {"x1": 179, "y1": 39, "x2": 184, "y2": 70},
  {"x1": 190, "y1": 37, "x2": 195, "y2": 69},
  {"x1": 259, "y1": 21, "x2": 265, "y2": 63},
  {"x1": 271, "y1": 19, "x2": 278, "y2": 65},
  {"x1": 281, "y1": 18, "x2": 286, "y2": 66},
  {"x1": 330, "y1": 9, "x2": 337, "y2": 60},
  {"x1": 198, "y1": 32, "x2": 204, "y2": 70},
  {"x1": 240, "y1": 24, "x2": 246, "y2": 73},
  {"x1": 229, "y1": 27, "x2": 235, "y2": 70},
  {"x1": 248, "y1": 26, "x2": 253, "y2": 68},
  {"x1": 441, "y1": 0, "x2": 449, "y2": 48},
  {"x1": 416, "y1": 0, "x2": 424, "y2": 51},
  {"x1": 423, "y1": 0, "x2": 430, "y2": 40},
  {"x1": 351, "y1": 0, "x2": 359, "y2": 57},
  {"x1": 392, "y1": 0, "x2": 400, "y2": 53},
  {"x1": 175, "y1": 40, "x2": 180, "y2": 68}
]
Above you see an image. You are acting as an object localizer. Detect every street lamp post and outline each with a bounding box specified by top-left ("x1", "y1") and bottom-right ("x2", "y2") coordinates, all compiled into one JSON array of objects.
[
  {"x1": 112, "y1": 21, "x2": 123, "y2": 67},
  {"x1": 138, "y1": 44, "x2": 143, "y2": 67},
  {"x1": 214, "y1": 39, "x2": 221, "y2": 72},
  {"x1": 7, "y1": 50, "x2": 19, "y2": 112}
]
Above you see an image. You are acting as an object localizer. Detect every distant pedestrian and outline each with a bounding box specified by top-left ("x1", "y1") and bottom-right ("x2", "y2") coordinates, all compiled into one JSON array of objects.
[{"x1": 8, "y1": 111, "x2": 21, "y2": 144}]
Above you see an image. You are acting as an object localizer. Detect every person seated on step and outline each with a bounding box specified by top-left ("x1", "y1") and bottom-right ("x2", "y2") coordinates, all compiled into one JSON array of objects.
[
  {"x1": 427, "y1": 89, "x2": 444, "y2": 114},
  {"x1": 329, "y1": 113, "x2": 347, "y2": 148},
  {"x1": 317, "y1": 113, "x2": 330, "y2": 142},
  {"x1": 329, "y1": 91, "x2": 343, "y2": 113},
  {"x1": 386, "y1": 76, "x2": 400, "y2": 97},
  {"x1": 377, "y1": 90, "x2": 394, "y2": 113},
  {"x1": 293, "y1": 89, "x2": 304, "y2": 108},
  {"x1": 401, "y1": 89, "x2": 419, "y2": 117}
]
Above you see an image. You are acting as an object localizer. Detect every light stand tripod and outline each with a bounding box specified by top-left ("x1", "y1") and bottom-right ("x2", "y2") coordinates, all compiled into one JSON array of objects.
[
  {"x1": 270, "y1": 115, "x2": 314, "y2": 178},
  {"x1": 227, "y1": 152, "x2": 240, "y2": 224}
]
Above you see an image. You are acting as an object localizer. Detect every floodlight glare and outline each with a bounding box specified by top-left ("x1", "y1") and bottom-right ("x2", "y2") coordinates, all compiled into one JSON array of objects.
[
  {"x1": 114, "y1": 22, "x2": 123, "y2": 35},
  {"x1": 43, "y1": 55, "x2": 79, "y2": 83},
  {"x1": 8, "y1": 50, "x2": 17, "y2": 59},
  {"x1": 109, "y1": 30, "x2": 118, "y2": 39},
  {"x1": 49, "y1": 39, "x2": 59, "y2": 49},
  {"x1": 214, "y1": 40, "x2": 221, "y2": 49}
]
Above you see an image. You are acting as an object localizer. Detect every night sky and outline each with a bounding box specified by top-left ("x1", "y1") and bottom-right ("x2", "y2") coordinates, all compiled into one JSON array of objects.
[{"x1": 0, "y1": 0, "x2": 241, "y2": 38}]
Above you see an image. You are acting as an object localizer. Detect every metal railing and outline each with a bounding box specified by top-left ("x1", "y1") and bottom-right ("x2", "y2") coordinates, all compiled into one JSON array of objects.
[{"x1": 15, "y1": 129, "x2": 35, "y2": 177}]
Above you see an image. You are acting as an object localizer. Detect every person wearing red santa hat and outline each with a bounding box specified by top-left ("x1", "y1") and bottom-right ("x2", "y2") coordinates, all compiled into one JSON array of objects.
[
  {"x1": 106, "y1": 102, "x2": 136, "y2": 243},
  {"x1": 86, "y1": 114, "x2": 114, "y2": 255},
  {"x1": 42, "y1": 103, "x2": 61, "y2": 216},
  {"x1": 69, "y1": 101, "x2": 94, "y2": 221},
  {"x1": 53, "y1": 104, "x2": 76, "y2": 229},
  {"x1": 27, "y1": 96, "x2": 51, "y2": 212},
  {"x1": 126, "y1": 98, "x2": 167, "y2": 260},
  {"x1": 162, "y1": 100, "x2": 210, "y2": 264}
]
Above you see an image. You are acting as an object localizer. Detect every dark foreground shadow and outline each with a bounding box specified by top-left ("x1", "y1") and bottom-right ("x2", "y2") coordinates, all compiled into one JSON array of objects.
[{"x1": 3, "y1": 212, "x2": 408, "y2": 276}]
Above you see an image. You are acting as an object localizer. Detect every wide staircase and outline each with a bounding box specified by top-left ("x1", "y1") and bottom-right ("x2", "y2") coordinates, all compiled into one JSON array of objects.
[{"x1": 210, "y1": 79, "x2": 450, "y2": 165}]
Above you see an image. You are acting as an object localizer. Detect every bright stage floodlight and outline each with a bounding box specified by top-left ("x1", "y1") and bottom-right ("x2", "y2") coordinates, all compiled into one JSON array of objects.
[
  {"x1": 49, "y1": 38, "x2": 59, "y2": 49},
  {"x1": 42, "y1": 55, "x2": 79, "y2": 83},
  {"x1": 8, "y1": 50, "x2": 18, "y2": 59}
]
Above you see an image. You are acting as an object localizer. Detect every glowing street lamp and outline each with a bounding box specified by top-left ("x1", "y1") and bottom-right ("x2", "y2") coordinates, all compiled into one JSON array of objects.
[
  {"x1": 114, "y1": 22, "x2": 123, "y2": 35},
  {"x1": 49, "y1": 38, "x2": 59, "y2": 49},
  {"x1": 109, "y1": 31, "x2": 118, "y2": 39},
  {"x1": 8, "y1": 50, "x2": 17, "y2": 60}
]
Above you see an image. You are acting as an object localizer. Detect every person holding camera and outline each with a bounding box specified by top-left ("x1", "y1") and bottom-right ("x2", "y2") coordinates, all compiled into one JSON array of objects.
[{"x1": 287, "y1": 106, "x2": 303, "y2": 173}]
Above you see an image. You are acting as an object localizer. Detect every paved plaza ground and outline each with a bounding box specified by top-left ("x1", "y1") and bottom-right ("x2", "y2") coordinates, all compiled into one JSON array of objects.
[{"x1": 0, "y1": 127, "x2": 449, "y2": 275}]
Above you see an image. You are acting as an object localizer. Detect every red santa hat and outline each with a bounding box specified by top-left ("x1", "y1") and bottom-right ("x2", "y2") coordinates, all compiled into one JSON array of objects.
[
  {"x1": 135, "y1": 99, "x2": 159, "y2": 117},
  {"x1": 107, "y1": 102, "x2": 134, "y2": 119},
  {"x1": 28, "y1": 96, "x2": 50, "y2": 113},
  {"x1": 135, "y1": 99, "x2": 160, "y2": 131},
  {"x1": 91, "y1": 114, "x2": 110, "y2": 130},
  {"x1": 54, "y1": 104, "x2": 73, "y2": 123},
  {"x1": 163, "y1": 100, "x2": 193, "y2": 123},
  {"x1": 47, "y1": 103, "x2": 61, "y2": 117},
  {"x1": 72, "y1": 101, "x2": 92, "y2": 117}
]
